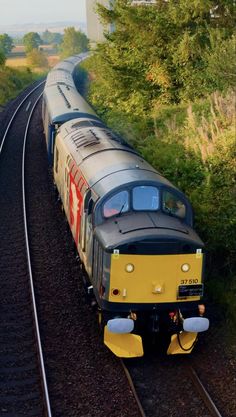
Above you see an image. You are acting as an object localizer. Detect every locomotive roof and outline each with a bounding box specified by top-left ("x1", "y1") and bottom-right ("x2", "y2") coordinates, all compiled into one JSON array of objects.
[
  {"x1": 43, "y1": 84, "x2": 98, "y2": 124},
  {"x1": 46, "y1": 54, "x2": 83, "y2": 88},
  {"x1": 57, "y1": 118, "x2": 175, "y2": 195},
  {"x1": 94, "y1": 212, "x2": 204, "y2": 251}
]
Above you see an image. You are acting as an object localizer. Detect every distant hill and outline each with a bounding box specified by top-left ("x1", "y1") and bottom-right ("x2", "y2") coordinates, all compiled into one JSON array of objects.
[{"x1": 0, "y1": 21, "x2": 87, "y2": 37}]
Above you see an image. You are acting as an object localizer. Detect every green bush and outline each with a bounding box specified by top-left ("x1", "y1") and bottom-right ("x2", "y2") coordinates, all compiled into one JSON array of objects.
[
  {"x1": 206, "y1": 275, "x2": 236, "y2": 327},
  {"x1": 0, "y1": 66, "x2": 39, "y2": 106},
  {"x1": 82, "y1": 68, "x2": 236, "y2": 317},
  {"x1": 26, "y1": 49, "x2": 48, "y2": 69},
  {"x1": 82, "y1": 0, "x2": 236, "y2": 322}
]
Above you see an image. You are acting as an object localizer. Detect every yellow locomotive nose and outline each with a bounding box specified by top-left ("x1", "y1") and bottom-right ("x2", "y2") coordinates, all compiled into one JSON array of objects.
[{"x1": 109, "y1": 253, "x2": 203, "y2": 304}]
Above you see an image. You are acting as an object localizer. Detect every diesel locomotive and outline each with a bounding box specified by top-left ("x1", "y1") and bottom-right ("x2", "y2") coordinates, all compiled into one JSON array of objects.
[{"x1": 42, "y1": 54, "x2": 209, "y2": 357}]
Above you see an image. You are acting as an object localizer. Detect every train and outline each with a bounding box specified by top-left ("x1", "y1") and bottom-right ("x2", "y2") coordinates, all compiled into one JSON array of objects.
[{"x1": 42, "y1": 54, "x2": 209, "y2": 358}]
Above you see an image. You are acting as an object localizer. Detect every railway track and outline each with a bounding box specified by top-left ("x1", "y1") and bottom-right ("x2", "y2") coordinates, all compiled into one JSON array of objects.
[
  {"x1": 0, "y1": 84, "x2": 142, "y2": 417},
  {"x1": 120, "y1": 360, "x2": 147, "y2": 417},
  {"x1": 122, "y1": 353, "x2": 224, "y2": 417},
  {"x1": 0, "y1": 81, "x2": 228, "y2": 417},
  {"x1": 0, "y1": 82, "x2": 52, "y2": 417},
  {"x1": 187, "y1": 365, "x2": 223, "y2": 417}
]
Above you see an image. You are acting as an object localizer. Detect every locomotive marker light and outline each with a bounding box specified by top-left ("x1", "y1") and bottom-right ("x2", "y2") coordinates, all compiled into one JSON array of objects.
[
  {"x1": 112, "y1": 288, "x2": 120, "y2": 296},
  {"x1": 181, "y1": 263, "x2": 190, "y2": 272},
  {"x1": 125, "y1": 263, "x2": 135, "y2": 273}
]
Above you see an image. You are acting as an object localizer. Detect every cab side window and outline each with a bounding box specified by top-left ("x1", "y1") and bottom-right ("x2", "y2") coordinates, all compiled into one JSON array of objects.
[
  {"x1": 103, "y1": 191, "x2": 129, "y2": 218},
  {"x1": 162, "y1": 191, "x2": 186, "y2": 219}
]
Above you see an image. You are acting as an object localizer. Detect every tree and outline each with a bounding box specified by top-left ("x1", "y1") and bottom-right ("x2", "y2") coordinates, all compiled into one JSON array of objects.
[
  {"x1": 41, "y1": 29, "x2": 52, "y2": 45},
  {"x1": 91, "y1": 0, "x2": 236, "y2": 114},
  {"x1": 26, "y1": 48, "x2": 48, "y2": 68},
  {"x1": 23, "y1": 32, "x2": 41, "y2": 53},
  {"x1": 0, "y1": 34, "x2": 13, "y2": 55},
  {"x1": 204, "y1": 33, "x2": 236, "y2": 91},
  {"x1": 41, "y1": 30, "x2": 63, "y2": 45},
  {"x1": 60, "y1": 27, "x2": 89, "y2": 58},
  {"x1": 0, "y1": 50, "x2": 6, "y2": 66}
]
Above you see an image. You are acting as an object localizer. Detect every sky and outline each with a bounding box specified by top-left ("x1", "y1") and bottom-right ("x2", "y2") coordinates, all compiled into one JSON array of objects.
[{"x1": 0, "y1": 0, "x2": 87, "y2": 26}]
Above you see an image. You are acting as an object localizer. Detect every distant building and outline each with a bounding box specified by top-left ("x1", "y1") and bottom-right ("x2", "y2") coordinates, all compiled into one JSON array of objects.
[
  {"x1": 86, "y1": 0, "x2": 111, "y2": 43},
  {"x1": 86, "y1": 0, "x2": 156, "y2": 44}
]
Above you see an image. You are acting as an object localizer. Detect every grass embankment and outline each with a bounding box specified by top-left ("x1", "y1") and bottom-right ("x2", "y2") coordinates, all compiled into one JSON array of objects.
[
  {"x1": 80, "y1": 62, "x2": 236, "y2": 324},
  {"x1": 0, "y1": 66, "x2": 41, "y2": 107},
  {"x1": 136, "y1": 93, "x2": 236, "y2": 324}
]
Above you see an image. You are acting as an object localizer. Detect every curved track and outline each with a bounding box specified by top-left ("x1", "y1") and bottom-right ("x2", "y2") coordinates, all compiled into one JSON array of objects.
[
  {"x1": 0, "y1": 79, "x2": 226, "y2": 417},
  {"x1": 0, "y1": 83, "x2": 142, "y2": 417},
  {"x1": 0, "y1": 83, "x2": 52, "y2": 417}
]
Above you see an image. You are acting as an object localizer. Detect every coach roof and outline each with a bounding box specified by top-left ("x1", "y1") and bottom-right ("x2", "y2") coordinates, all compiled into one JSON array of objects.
[{"x1": 43, "y1": 84, "x2": 98, "y2": 124}]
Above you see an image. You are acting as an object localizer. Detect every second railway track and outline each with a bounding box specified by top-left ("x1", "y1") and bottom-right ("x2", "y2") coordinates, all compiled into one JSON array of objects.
[
  {"x1": 0, "y1": 81, "x2": 143, "y2": 417},
  {"x1": 0, "y1": 82, "x2": 52, "y2": 417},
  {"x1": 0, "y1": 68, "x2": 233, "y2": 417}
]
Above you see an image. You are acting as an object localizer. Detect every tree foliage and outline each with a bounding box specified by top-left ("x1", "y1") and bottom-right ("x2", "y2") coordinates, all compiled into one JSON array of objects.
[
  {"x1": 23, "y1": 32, "x2": 41, "y2": 53},
  {"x1": 90, "y1": 0, "x2": 236, "y2": 115},
  {"x1": 60, "y1": 27, "x2": 89, "y2": 58},
  {"x1": 0, "y1": 66, "x2": 36, "y2": 106},
  {"x1": 0, "y1": 50, "x2": 6, "y2": 66},
  {"x1": 41, "y1": 30, "x2": 63, "y2": 45},
  {"x1": 84, "y1": 1, "x2": 236, "y2": 295},
  {"x1": 26, "y1": 48, "x2": 48, "y2": 68},
  {"x1": 0, "y1": 33, "x2": 14, "y2": 55}
]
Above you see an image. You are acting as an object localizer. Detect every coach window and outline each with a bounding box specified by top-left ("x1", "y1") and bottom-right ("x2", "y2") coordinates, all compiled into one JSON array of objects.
[
  {"x1": 132, "y1": 186, "x2": 159, "y2": 211},
  {"x1": 162, "y1": 191, "x2": 186, "y2": 219},
  {"x1": 103, "y1": 191, "x2": 129, "y2": 218}
]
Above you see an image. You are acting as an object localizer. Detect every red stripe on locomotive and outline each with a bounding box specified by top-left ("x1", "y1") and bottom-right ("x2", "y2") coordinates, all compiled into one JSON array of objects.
[{"x1": 69, "y1": 163, "x2": 88, "y2": 246}]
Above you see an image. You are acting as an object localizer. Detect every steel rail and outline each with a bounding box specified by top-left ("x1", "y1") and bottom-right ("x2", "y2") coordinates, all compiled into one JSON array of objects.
[
  {"x1": 187, "y1": 366, "x2": 223, "y2": 417},
  {"x1": 0, "y1": 80, "x2": 45, "y2": 155},
  {"x1": 120, "y1": 359, "x2": 147, "y2": 417},
  {"x1": 21, "y1": 93, "x2": 53, "y2": 417}
]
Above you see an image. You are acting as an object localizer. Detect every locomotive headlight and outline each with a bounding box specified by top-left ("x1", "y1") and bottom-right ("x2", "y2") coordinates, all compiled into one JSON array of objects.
[
  {"x1": 125, "y1": 263, "x2": 135, "y2": 273},
  {"x1": 181, "y1": 263, "x2": 190, "y2": 272}
]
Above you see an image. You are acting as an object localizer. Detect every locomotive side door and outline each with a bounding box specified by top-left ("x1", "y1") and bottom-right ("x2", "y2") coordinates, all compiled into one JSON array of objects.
[
  {"x1": 80, "y1": 190, "x2": 94, "y2": 275},
  {"x1": 63, "y1": 156, "x2": 71, "y2": 219}
]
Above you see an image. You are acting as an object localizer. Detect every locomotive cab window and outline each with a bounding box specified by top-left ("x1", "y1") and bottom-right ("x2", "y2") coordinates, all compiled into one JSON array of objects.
[
  {"x1": 133, "y1": 186, "x2": 159, "y2": 211},
  {"x1": 103, "y1": 191, "x2": 129, "y2": 218},
  {"x1": 162, "y1": 191, "x2": 186, "y2": 219}
]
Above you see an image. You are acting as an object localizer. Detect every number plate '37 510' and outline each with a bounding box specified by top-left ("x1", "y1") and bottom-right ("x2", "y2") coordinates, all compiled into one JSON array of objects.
[{"x1": 178, "y1": 284, "x2": 204, "y2": 297}]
